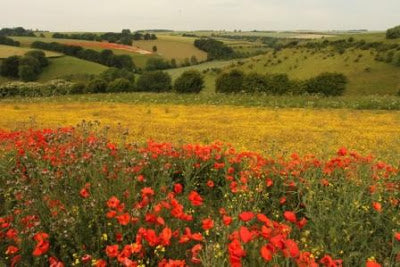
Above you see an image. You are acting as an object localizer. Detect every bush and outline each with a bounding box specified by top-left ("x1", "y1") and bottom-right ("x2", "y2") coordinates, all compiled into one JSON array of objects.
[
  {"x1": 215, "y1": 70, "x2": 245, "y2": 93},
  {"x1": 174, "y1": 70, "x2": 204, "y2": 94},
  {"x1": 242, "y1": 72, "x2": 269, "y2": 93},
  {"x1": 267, "y1": 73, "x2": 291, "y2": 95},
  {"x1": 145, "y1": 58, "x2": 171, "y2": 71},
  {"x1": 136, "y1": 71, "x2": 172, "y2": 92},
  {"x1": 0, "y1": 79, "x2": 76, "y2": 98},
  {"x1": 25, "y1": 50, "x2": 49, "y2": 67},
  {"x1": 305, "y1": 72, "x2": 348, "y2": 96},
  {"x1": 386, "y1": 25, "x2": 400, "y2": 39},
  {"x1": 100, "y1": 67, "x2": 135, "y2": 83},
  {"x1": 107, "y1": 78, "x2": 133, "y2": 93},
  {"x1": 18, "y1": 65, "x2": 38, "y2": 82},
  {"x1": 86, "y1": 79, "x2": 107, "y2": 93},
  {"x1": 0, "y1": 55, "x2": 20, "y2": 78}
]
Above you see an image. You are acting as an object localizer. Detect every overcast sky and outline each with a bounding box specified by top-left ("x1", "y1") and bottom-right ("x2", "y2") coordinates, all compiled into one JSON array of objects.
[{"x1": 1, "y1": 0, "x2": 399, "y2": 32}]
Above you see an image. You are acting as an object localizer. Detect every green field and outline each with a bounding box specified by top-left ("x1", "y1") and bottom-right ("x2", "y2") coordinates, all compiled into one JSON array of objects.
[
  {"x1": 10, "y1": 34, "x2": 208, "y2": 68},
  {"x1": 221, "y1": 48, "x2": 400, "y2": 95},
  {"x1": 134, "y1": 35, "x2": 207, "y2": 62},
  {"x1": 0, "y1": 45, "x2": 62, "y2": 58},
  {"x1": 38, "y1": 56, "x2": 107, "y2": 82}
]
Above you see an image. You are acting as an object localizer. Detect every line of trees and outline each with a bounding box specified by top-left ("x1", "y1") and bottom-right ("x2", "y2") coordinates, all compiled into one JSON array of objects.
[
  {"x1": 52, "y1": 30, "x2": 157, "y2": 45},
  {"x1": 216, "y1": 70, "x2": 348, "y2": 96},
  {"x1": 0, "y1": 50, "x2": 49, "y2": 81},
  {"x1": 194, "y1": 38, "x2": 235, "y2": 60},
  {"x1": 31, "y1": 41, "x2": 135, "y2": 70},
  {"x1": 0, "y1": 36, "x2": 20, "y2": 46},
  {"x1": 0, "y1": 27, "x2": 35, "y2": 37}
]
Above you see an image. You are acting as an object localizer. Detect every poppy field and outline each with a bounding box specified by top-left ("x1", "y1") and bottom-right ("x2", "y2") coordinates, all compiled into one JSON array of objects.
[{"x1": 0, "y1": 125, "x2": 399, "y2": 266}]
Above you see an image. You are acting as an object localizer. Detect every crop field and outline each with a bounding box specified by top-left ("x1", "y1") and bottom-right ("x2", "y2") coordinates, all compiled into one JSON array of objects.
[
  {"x1": 0, "y1": 102, "x2": 399, "y2": 162},
  {"x1": 0, "y1": 44, "x2": 61, "y2": 58},
  {"x1": 133, "y1": 35, "x2": 207, "y2": 62}
]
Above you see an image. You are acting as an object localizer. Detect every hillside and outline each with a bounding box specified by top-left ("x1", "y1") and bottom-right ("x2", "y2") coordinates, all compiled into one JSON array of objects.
[{"x1": 0, "y1": 44, "x2": 62, "y2": 58}]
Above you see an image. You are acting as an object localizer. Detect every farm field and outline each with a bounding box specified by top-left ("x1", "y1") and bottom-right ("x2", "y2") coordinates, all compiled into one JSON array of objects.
[
  {"x1": 0, "y1": 102, "x2": 399, "y2": 161},
  {"x1": 38, "y1": 56, "x2": 107, "y2": 82},
  {"x1": 0, "y1": 44, "x2": 61, "y2": 58}
]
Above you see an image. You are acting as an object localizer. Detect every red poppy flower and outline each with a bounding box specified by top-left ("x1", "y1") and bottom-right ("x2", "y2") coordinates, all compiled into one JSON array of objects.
[
  {"x1": 174, "y1": 183, "x2": 183, "y2": 194},
  {"x1": 202, "y1": 218, "x2": 214, "y2": 230},
  {"x1": 159, "y1": 227, "x2": 172, "y2": 246},
  {"x1": 6, "y1": 245, "x2": 19, "y2": 255},
  {"x1": 206, "y1": 180, "x2": 215, "y2": 188},
  {"x1": 116, "y1": 213, "x2": 131, "y2": 226},
  {"x1": 33, "y1": 240, "x2": 50, "y2": 256},
  {"x1": 372, "y1": 202, "x2": 382, "y2": 212},
  {"x1": 188, "y1": 191, "x2": 203, "y2": 206},
  {"x1": 366, "y1": 260, "x2": 382, "y2": 267},
  {"x1": 223, "y1": 215, "x2": 233, "y2": 226},
  {"x1": 80, "y1": 188, "x2": 90, "y2": 198},
  {"x1": 105, "y1": 244, "x2": 119, "y2": 258},
  {"x1": 107, "y1": 196, "x2": 120, "y2": 209},
  {"x1": 260, "y1": 245, "x2": 273, "y2": 262},
  {"x1": 238, "y1": 211, "x2": 254, "y2": 222},
  {"x1": 283, "y1": 211, "x2": 297, "y2": 223},
  {"x1": 239, "y1": 226, "x2": 252, "y2": 243},
  {"x1": 395, "y1": 232, "x2": 400, "y2": 241}
]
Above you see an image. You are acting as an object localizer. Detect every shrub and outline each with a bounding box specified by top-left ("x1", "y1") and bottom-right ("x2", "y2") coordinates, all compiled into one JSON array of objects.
[
  {"x1": 0, "y1": 55, "x2": 20, "y2": 78},
  {"x1": 215, "y1": 70, "x2": 245, "y2": 93},
  {"x1": 0, "y1": 79, "x2": 76, "y2": 98},
  {"x1": 242, "y1": 72, "x2": 269, "y2": 93},
  {"x1": 100, "y1": 67, "x2": 135, "y2": 83},
  {"x1": 86, "y1": 79, "x2": 107, "y2": 93},
  {"x1": 25, "y1": 50, "x2": 49, "y2": 67},
  {"x1": 305, "y1": 72, "x2": 348, "y2": 96},
  {"x1": 136, "y1": 71, "x2": 172, "y2": 92},
  {"x1": 174, "y1": 70, "x2": 204, "y2": 94},
  {"x1": 18, "y1": 65, "x2": 38, "y2": 82},
  {"x1": 386, "y1": 25, "x2": 400, "y2": 39},
  {"x1": 145, "y1": 58, "x2": 171, "y2": 71},
  {"x1": 107, "y1": 78, "x2": 133, "y2": 93},
  {"x1": 266, "y1": 73, "x2": 292, "y2": 95}
]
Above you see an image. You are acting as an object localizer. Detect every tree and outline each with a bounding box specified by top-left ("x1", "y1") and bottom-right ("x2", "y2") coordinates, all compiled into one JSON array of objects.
[
  {"x1": 18, "y1": 65, "x2": 37, "y2": 81},
  {"x1": 304, "y1": 72, "x2": 348, "y2": 96},
  {"x1": 107, "y1": 78, "x2": 133, "y2": 93},
  {"x1": 174, "y1": 70, "x2": 204, "y2": 93},
  {"x1": 25, "y1": 50, "x2": 48, "y2": 67},
  {"x1": 136, "y1": 71, "x2": 172, "y2": 92},
  {"x1": 242, "y1": 72, "x2": 269, "y2": 93},
  {"x1": 86, "y1": 79, "x2": 107, "y2": 93},
  {"x1": 152, "y1": 46, "x2": 158, "y2": 52},
  {"x1": 0, "y1": 56, "x2": 20, "y2": 78},
  {"x1": 145, "y1": 58, "x2": 170, "y2": 71},
  {"x1": 215, "y1": 70, "x2": 244, "y2": 93},
  {"x1": 386, "y1": 25, "x2": 400, "y2": 39},
  {"x1": 100, "y1": 67, "x2": 135, "y2": 83}
]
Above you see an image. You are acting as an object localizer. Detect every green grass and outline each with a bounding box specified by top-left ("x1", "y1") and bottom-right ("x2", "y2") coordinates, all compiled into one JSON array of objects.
[
  {"x1": 38, "y1": 56, "x2": 107, "y2": 82},
  {"x1": 0, "y1": 45, "x2": 62, "y2": 58},
  {"x1": 225, "y1": 48, "x2": 400, "y2": 95},
  {"x1": 134, "y1": 35, "x2": 207, "y2": 63},
  {"x1": 11, "y1": 34, "x2": 208, "y2": 68},
  {"x1": 1, "y1": 92, "x2": 400, "y2": 111}
]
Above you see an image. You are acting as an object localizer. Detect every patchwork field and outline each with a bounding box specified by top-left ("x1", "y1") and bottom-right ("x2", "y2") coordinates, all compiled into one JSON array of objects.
[{"x1": 1, "y1": 102, "x2": 399, "y2": 161}]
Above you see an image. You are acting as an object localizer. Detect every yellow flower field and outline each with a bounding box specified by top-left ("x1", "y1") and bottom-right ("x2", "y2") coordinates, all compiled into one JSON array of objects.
[{"x1": 1, "y1": 102, "x2": 399, "y2": 161}]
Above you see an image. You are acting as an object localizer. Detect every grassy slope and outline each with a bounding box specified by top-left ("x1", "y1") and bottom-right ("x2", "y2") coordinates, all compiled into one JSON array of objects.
[
  {"x1": 0, "y1": 45, "x2": 61, "y2": 58},
  {"x1": 134, "y1": 35, "x2": 207, "y2": 63},
  {"x1": 38, "y1": 56, "x2": 107, "y2": 82},
  {"x1": 11, "y1": 35, "x2": 208, "y2": 68},
  {"x1": 226, "y1": 48, "x2": 400, "y2": 95}
]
